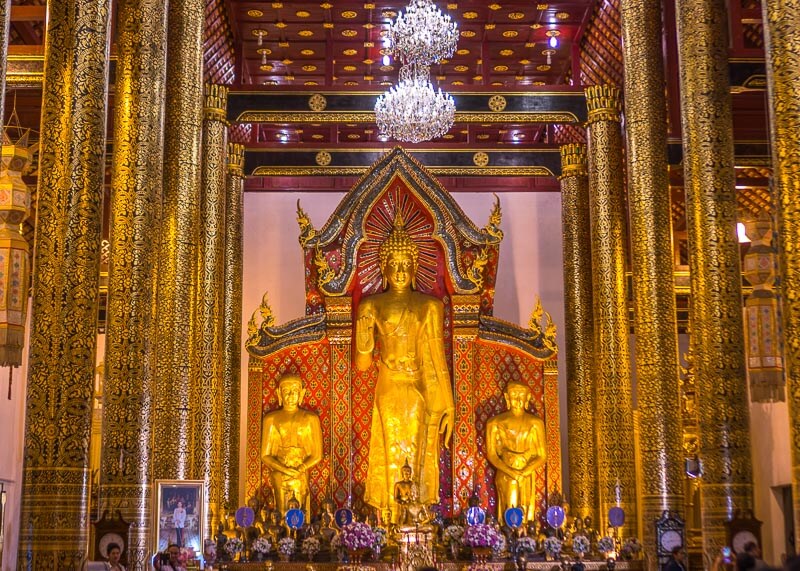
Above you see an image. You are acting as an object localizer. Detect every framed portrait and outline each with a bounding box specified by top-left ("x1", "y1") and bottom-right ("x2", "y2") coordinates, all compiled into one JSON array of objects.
[{"x1": 153, "y1": 480, "x2": 205, "y2": 557}]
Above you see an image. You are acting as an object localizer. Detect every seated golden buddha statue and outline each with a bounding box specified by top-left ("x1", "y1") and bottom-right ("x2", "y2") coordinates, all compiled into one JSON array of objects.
[
  {"x1": 354, "y1": 213, "x2": 455, "y2": 519},
  {"x1": 255, "y1": 506, "x2": 270, "y2": 537},
  {"x1": 222, "y1": 514, "x2": 242, "y2": 542},
  {"x1": 486, "y1": 381, "x2": 547, "y2": 523},
  {"x1": 260, "y1": 373, "x2": 323, "y2": 513}
]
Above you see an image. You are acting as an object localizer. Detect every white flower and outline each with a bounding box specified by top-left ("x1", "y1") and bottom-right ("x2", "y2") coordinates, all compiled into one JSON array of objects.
[
  {"x1": 573, "y1": 535, "x2": 591, "y2": 555},
  {"x1": 224, "y1": 537, "x2": 244, "y2": 556},
  {"x1": 544, "y1": 536, "x2": 563, "y2": 556},
  {"x1": 251, "y1": 537, "x2": 272, "y2": 554},
  {"x1": 444, "y1": 524, "x2": 465, "y2": 544},
  {"x1": 516, "y1": 536, "x2": 537, "y2": 554},
  {"x1": 278, "y1": 537, "x2": 296, "y2": 555},
  {"x1": 462, "y1": 524, "x2": 503, "y2": 550},
  {"x1": 598, "y1": 536, "x2": 616, "y2": 554}
]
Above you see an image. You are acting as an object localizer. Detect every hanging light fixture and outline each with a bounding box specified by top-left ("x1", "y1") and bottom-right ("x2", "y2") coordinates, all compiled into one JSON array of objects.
[
  {"x1": 376, "y1": 0, "x2": 458, "y2": 143},
  {"x1": 375, "y1": 63, "x2": 455, "y2": 143},
  {"x1": 388, "y1": 0, "x2": 459, "y2": 65}
]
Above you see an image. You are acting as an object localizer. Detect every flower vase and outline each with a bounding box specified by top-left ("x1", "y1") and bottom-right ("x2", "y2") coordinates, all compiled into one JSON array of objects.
[
  {"x1": 348, "y1": 548, "x2": 370, "y2": 564},
  {"x1": 471, "y1": 546, "x2": 492, "y2": 564}
]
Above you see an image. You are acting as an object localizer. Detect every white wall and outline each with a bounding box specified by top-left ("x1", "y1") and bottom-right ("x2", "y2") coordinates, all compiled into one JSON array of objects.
[
  {"x1": 0, "y1": 304, "x2": 31, "y2": 571},
  {"x1": 239, "y1": 190, "x2": 567, "y2": 504}
]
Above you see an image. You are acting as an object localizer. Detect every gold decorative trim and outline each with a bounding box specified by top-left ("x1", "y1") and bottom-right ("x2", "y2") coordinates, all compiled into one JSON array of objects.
[
  {"x1": 315, "y1": 150, "x2": 332, "y2": 166},
  {"x1": 204, "y1": 84, "x2": 229, "y2": 122},
  {"x1": 473, "y1": 151, "x2": 489, "y2": 167},
  {"x1": 488, "y1": 94, "x2": 507, "y2": 111},
  {"x1": 559, "y1": 143, "x2": 588, "y2": 179},
  {"x1": 226, "y1": 143, "x2": 245, "y2": 176},
  {"x1": 308, "y1": 93, "x2": 327, "y2": 111},
  {"x1": 235, "y1": 111, "x2": 581, "y2": 123},
  {"x1": 584, "y1": 85, "x2": 622, "y2": 124},
  {"x1": 251, "y1": 165, "x2": 555, "y2": 176}
]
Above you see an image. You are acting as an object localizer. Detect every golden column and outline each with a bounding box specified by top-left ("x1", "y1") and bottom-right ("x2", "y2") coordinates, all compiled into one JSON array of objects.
[
  {"x1": 196, "y1": 84, "x2": 229, "y2": 530},
  {"x1": 675, "y1": 0, "x2": 754, "y2": 559},
  {"x1": 0, "y1": 0, "x2": 9, "y2": 123},
  {"x1": 221, "y1": 142, "x2": 245, "y2": 513},
  {"x1": 559, "y1": 143, "x2": 597, "y2": 523},
  {"x1": 99, "y1": 0, "x2": 167, "y2": 567},
  {"x1": 761, "y1": 0, "x2": 800, "y2": 544},
  {"x1": 585, "y1": 85, "x2": 638, "y2": 536},
  {"x1": 152, "y1": 0, "x2": 205, "y2": 480},
  {"x1": 620, "y1": 0, "x2": 684, "y2": 558},
  {"x1": 17, "y1": 0, "x2": 110, "y2": 567}
]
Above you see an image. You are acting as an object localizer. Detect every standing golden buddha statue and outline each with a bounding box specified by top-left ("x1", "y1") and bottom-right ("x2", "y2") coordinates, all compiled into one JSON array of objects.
[
  {"x1": 354, "y1": 214, "x2": 455, "y2": 523},
  {"x1": 486, "y1": 381, "x2": 547, "y2": 522}
]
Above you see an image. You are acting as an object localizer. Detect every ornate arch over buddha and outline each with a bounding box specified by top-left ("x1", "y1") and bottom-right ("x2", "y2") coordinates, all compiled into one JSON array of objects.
[{"x1": 246, "y1": 147, "x2": 560, "y2": 519}]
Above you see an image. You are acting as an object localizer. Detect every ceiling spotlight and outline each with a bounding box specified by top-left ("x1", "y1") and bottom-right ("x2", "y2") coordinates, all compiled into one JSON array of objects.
[
  {"x1": 383, "y1": 54, "x2": 391, "y2": 66},
  {"x1": 548, "y1": 35, "x2": 559, "y2": 49}
]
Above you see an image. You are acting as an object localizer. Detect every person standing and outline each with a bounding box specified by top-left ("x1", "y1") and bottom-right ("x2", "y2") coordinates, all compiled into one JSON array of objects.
[
  {"x1": 173, "y1": 501, "x2": 187, "y2": 547},
  {"x1": 664, "y1": 546, "x2": 687, "y2": 571}
]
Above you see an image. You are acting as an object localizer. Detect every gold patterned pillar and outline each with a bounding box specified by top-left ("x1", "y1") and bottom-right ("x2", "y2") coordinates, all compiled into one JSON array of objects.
[
  {"x1": 0, "y1": 0, "x2": 9, "y2": 124},
  {"x1": 221, "y1": 142, "x2": 245, "y2": 514},
  {"x1": 621, "y1": 0, "x2": 685, "y2": 561},
  {"x1": 152, "y1": 0, "x2": 205, "y2": 481},
  {"x1": 559, "y1": 143, "x2": 597, "y2": 523},
  {"x1": 584, "y1": 85, "x2": 638, "y2": 537},
  {"x1": 196, "y1": 84, "x2": 228, "y2": 532},
  {"x1": 18, "y1": 0, "x2": 110, "y2": 567},
  {"x1": 675, "y1": 0, "x2": 754, "y2": 560},
  {"x1": 761, "y1": 0, "x2": 800, "y2": 545},
  {"x1": 99, "y1": 0, "x2": 167, "y2": 567}
]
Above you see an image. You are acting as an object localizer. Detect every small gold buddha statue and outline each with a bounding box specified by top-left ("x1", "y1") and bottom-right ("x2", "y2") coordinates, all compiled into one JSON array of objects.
[
  {"x1": 485, "y1": 381, "x2": 547, "y2": 523},
  {"x1": 393, "y1": 461, "x2": 434, "y2": 533},
  {"x1": 266, "y1": 509, "x2": 286, "y2": 544},
  {"x1": 354, "y1": 213, "x2": 455, "y2": 516},
  {"x1": 261, "y1": 373, "x2": 323, "y2": 513},
  {"x1": 222, "y1": 514, "x2": 241, "y2": 542}
]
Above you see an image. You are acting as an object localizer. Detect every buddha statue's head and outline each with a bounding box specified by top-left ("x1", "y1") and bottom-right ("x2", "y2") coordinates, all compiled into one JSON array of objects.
[
  {"x1": 504, "y1": 381, "x2": 532, "y2": 413},
  {"x1": 400, "y1": 458, "x2": 413, "y2": 481},
  {"x1": 271, "y1": 510, "x2": 282, "y2": 525},
  {"x1": 277, "y1": 373, "x2": 305, "y2": 410},
  {"x1": 287, "y1": 492, "x2": 301, "y2": 510},
  {"x1": 379, "y1": 213, "x2": 419, "y2": 291}
]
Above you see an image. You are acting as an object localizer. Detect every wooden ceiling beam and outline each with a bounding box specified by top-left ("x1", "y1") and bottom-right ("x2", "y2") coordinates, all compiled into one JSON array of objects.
[{"x1": 10, "y1": 6, "x2": 46, "y2": 22}]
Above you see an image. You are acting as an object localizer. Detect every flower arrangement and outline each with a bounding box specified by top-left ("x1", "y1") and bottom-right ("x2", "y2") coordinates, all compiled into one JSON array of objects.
[
  {"x1": 620, "y1": 537, "x2": 641, "y2": 560},
  {"x1": 462, "y1": 523, "x2": 503, "y2": 550},
  {"x1": 178, "y1": 546, "x2": 194, "y2": 564},
  {"x1": 544, "y1": 536, "x2": 563, "y2": 558},
  {"x1": 493, "y1": 533, "x2": 507, "y2": 555},
  {"x1": 515, "y1": 536, "x2": 537, "y2": 555},
  {"x1": 598, "y1": 536, "x2": 616, "y2": 554},
  {"x1": 572, "y1": 535, "x2": 591, "y2": 555},
  {"x1": 443, "y1": 524, "x2": 465, "y2": 545},
  {"x1": 251, "y1": 537, "x2": 272, "y2": 555},
  {"x1": 373, "y1": 526, "x2": 388, "y2": 548},
  {"x1": 224, "y1": 537, "x2": 244, "y2": 558},
  {"x1": 340, "y1": 522, "x2": 377, "y2": 551},
  {"x1": 301, "y1": 536, "x2": 321, "y2": 560},
  {"x1": 278, "y1": 537, "x2": 296, "y2": 556}
]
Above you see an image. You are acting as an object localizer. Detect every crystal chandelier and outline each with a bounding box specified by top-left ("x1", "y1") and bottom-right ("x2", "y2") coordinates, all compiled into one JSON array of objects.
[
  {"x1": 388, "y1": 0, "x2": 459, "y2": 66},
  {"x1": 375, "y1": 64, "x2": 455, "y2": 144},
  {"x1": 376, "y1": 0, "x2": 458, "y2": 143}
]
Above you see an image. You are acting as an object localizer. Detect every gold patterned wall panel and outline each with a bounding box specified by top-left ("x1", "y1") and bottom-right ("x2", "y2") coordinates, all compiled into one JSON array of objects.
[
  {"x1": 621, "y1": 0, "x2": 684, "y2": 561},
  {"x1": 19, "y1": 0, "x2": 110, "y2": 567},
  {"x1": 559, "y1": 144, "x2": 597, "y2": 523},
  {"x1": 676, "y1": 0, "x2": 754, "y2": 561},
  {"x1": 99, "y1": 0, "x2": 168, "y2": 568},
  {"x1": 196, "y1": 84, "x2": 229, "y2": 531},
  {"x1": 761, "y1": 0, "x2": 800, "y2": 545},
  {"x1": 221, "y1": 143, "x2": 245, "y2": 513},
  {"x1": 585, "y1": 85, "x2": 638, "y2": 538},
  {"x1": 152, "y1": 0, "x2": 205, "y2": 482}
]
